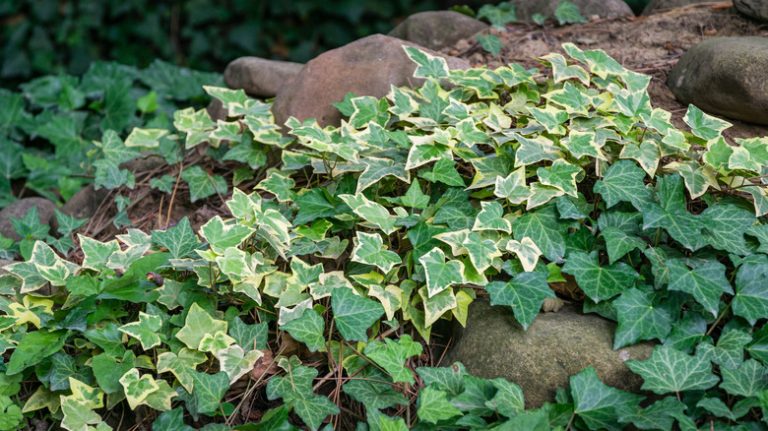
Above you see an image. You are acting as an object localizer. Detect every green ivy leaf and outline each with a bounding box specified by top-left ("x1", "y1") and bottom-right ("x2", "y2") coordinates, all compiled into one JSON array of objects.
[
  {"x1": 667, "y1": 259, "x2": 732, "y2": 318},
  {"x1": 364, "y1": 335, "x2": 423, "y2": 384},
  {"x1": 282, "y1": 308, "x2": 326, "y2": 352},
  {"x1": 720, "y1": 359, "x2": 768, "y2": 397},
  {"x1": 512, "y1": 205, "x2": 566, "y2": 262},
  {"x1": 571, "y1": 367, "x2": 642, "y2": 431},
  {"x1": 151, "y1": 217, "x2": 200, "y2": 259},
  {"x1": 332, "y1": 287, "x2": 384, "y2": 342},
  {"x1": 7, "y1": 330, "x2": 67, "y2": 375},
  {"x1": 181, "y1": 166, "x2": 227, "y2": 203},
  {"x1": 626, "y1": 346, "x2": 719, "y2": 394},
  {"x1": 732, "y1": 255, "x2": 768, "y2": 325},
  {"x1": 118, "y1": 312, "x2": 163, "y2": 350},
  {"x1": 157, "y1": 348, "x2": 207, "y2": 393},
  {"x1": 486, "y1": 271, "x2": 553, "y2": 330},
  {"x1": 594, "y1": 160, "x2": 652, "y2": 210},
  {"x1": 351, "y1": 232, "x2": 402, "y2": 273},
  {"x1": 601, "y1": 227, "x2": 645, "y2": 264},
  {"x1": 417, "y1": 386, "x2": 461, "y2": 424},
  {"x1": 419, "y1": 247, "x2": 465, "y2": 297},
  {"x1": 562, "y1": 251, "x2": 638, "y2": 302},
  {"x1": 613, "y1": 288, "x2": 671, "y2": 349},
  {"x1": 189, "y1": 371, "x2": 230, "y2": 415}
]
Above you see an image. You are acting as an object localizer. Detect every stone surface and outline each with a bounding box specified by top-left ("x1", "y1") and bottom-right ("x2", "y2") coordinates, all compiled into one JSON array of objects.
[
  {"x1": 446, "y1": 300, "x2": 653, "y2": 408},
  {"x1": 667, "y1": 37, "x2": 768, "y2": 125},
  {"x1": 643, "y1": 0, "x2": 715, "y2": 14},
  {"x1": 62, "y1": 185, "x2": 109, "y2": 220},
  {"x1": 271, "y1": 34, "x2": 469, "y2": 127},
  {"x1": 510, "y1": 0, "x2": 633, "y2": 22},
  {"x1": 0, "y1": 198, "x2": 56, "y2": 240},
  {"x1": 734, "y1": 0, "x2": 768, "y2": 21},
  {"x1": 224, "y1": 57, "x2": 303, "y2": 98},
  {"x1": 388, "y1": 11, "x2": 488, "y2": 50}
]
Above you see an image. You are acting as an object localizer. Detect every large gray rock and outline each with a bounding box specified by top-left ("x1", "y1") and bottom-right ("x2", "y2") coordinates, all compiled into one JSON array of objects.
[
  {"x1": 510, "y1": 0, "x2": 633, "y2": 22},
  {"x1": 62, "y1": 185, "x2": 109, "y2": 220},
  {"x1": 446, "y1": 300, "x2": 652, "y2": 408},
  {"x1": 388, "y1": 11, "x2": 488, "y2": 50},
  {"x1": 0, "y1": 198, "x2": 56, "y2": 240},
  {"x1": 271, "y1": 34, "x2": 469, "y2": 127},
  {"x1": 734, "y1": 0, "x2": 768, "y2": 21},
  {"x1": 668, "y1": 37, "x2": 768, "y2": 125},
  {"x1": 643, "y1": 0, "x2": 714, "y2": 14},
  {"x1": 224, "y1": 57, "x2": 303, "y2": 98}
]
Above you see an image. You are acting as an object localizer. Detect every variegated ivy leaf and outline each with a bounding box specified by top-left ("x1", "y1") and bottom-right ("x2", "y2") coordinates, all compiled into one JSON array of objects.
[
  {"x1": 494, "y1": 168, "x2": 529, "y2": 205},
  {"x1": 59, "y1": 379, "x2": 105, "y2": 431},
  {"x1": 526, "y1": 182, "x2": 565, "y2": 210},
  {"x1": 419, "y1": 247, "x2": 465, "y2": 298},
  {"x1": 27, "y1": 241, "x2": 78, "y2": 287},
  {"x1": 472, "y1": 201, "x2": 511, "y2": 233},
  {"x1": 660, "y1": 128, "x2": 689, "y2": 154},
  {"x1": 419, "y1": 285, "x2": 457, "y2": 327},
  {"x1": 513, "y1": 134, "x2": 562, "y2": 167},
  {"x1": 561, "y1": 130, "x2": 605, "y2": 160},
  {"x1": 668, "y1": 161, "x2": 718, "y2": 200},
  {"x1": 199, "y1": 330, "x2": 236, "y2": 353},
  {"x1": 482, "y1": 103, "x2": 511, "y2": 131},
  {"x1": 527, "y1": 105, "x2": 568, "y2": 135},
  {"x1": 108, "y1": 229, "x2": 152, "y2": 271},
  {"x1": 78, "y1": 236, "x2": 119, "y2": 272},
  {"x1": 174, "y1": 107, "x2": 216, "y2": 148},
  {"x1": 157, "y1": 348, "x2": 206, "y2": 392},
  {"x1": 216, "y1": 345, "x2": 263, "y2": 383},
  {"x1": 175, "y1": 303, "x2": 228, "y2": 350},
  {"x1": 434, "y1": 229, "x2": 500, "y2": 273},
  {"x1": 199, "y1": 216, "x2": 254, "y2": 255},
  {"x1": 364, "y1": 334, "x2": 423, "y2": 384},
  {"x1": 684, "y1": 104, "x2": 731, "y2": 141},
  {"x1": 349, "y1": 95, "x2": 390, "y2": 129},
  {"x1": 537, "y1": 159, "x2": 581, "y2": 197},
  {"x1": 369, "y1": 284, "x2": 403, "y2": 321},
  {"x1": 703, "y1": 137, "x2": 732, "y2": 170},
  {"x1": 405, "y1": 134, "x2": 453, "y2": 171},
  {"x1": 620, "y1": 140, "x2": 660, "y2": 177},
  {"x1": 216, "y1": 248, "x2": 275, "y2": 304},
  {"x1": 562, "y1": 43, "x2": 625, "y2": 79},
  {"x1": 544, "y1": 81, "x2": 591, "y2": 114},
  {"x1": 309, "y1": 271, "x2": 353, "y2": 300},
  {"x1": 388, "y1": 85, "x2": 420, "y2": 118},
  {"x1": 506, "y1": 237, "x2": 542, "y2": 272},
  {"x1": 403, "y1": 46, "x2": 449, "y2": 79},
  {"x1": 119, "y1": 369, "x2": 160, "y2": 409},
  {"x1": 351, "y1": 232, "x2": 401, "y2": 273},
  {"x1": 256, "y1": 170, "x2": 296, "y2": 202},
  {"x1": 124, "y1": 128, "x2": 168, "y2": 148},
  {"x1": 118, "y1": 312, "x2": 163, "y2": 350},
  {"x1": 513, "y1": 205, "x2": 566, "y2": 262},
  {"x1": 466, "y1": 151, "x2": 515, "y2": 190},
  {"x1": 729, "y1": 137, "x2": 768, "y2": 172},
  {"x1": 339, "y1": 193, "x2": 398, "y2": 234},
  {"x1": 203, "y1": 86, "x2": 252, "y2": 116},
  {"x1": 5, "y1": 261, "x2": 47, "y2": 294},
  {"x1": 540, "y1": 53, "x2": 590, "y2": 85},
  {"x1": 357, "y1": 157, "x2": 411, "y2": 193},
  {"x1": 641, "y1": 107, "x2": 674, "y2": 134}
]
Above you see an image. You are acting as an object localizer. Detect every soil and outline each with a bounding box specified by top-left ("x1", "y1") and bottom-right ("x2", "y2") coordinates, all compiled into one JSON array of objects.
[{"x1": 444, "y1": 1, "x2": 768, "y2": 140}]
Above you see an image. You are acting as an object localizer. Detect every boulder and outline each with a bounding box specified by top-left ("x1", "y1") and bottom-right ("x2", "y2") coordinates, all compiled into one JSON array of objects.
[
  {"x1": 388, "y1": 11, "x2": 489, "y2": 50},
  {"x1": 271, "y1": 34, "x2": 469, "y2": 127},
  {"x1": 643, "y1": 0, "x2": 717, "y2": 14},
  {"x1": 224, "y1": 57, "x2": 303, "y2": 98},
  {"x1": 510, "y1": 0, "x2": 633, "y2": 22},
  {"x1": 667, "y1": 37, "x2": 768, "y2": 125},
  {"x1": 734, "y1": 0, "x2": 768, "y2": 21},
  {"x1": 62, "y1": 185, "x2": 109, "y2": 220},
  {"x1": 445, "y1": 300, "x2": 652, "y2": 408},
  {"x1": 0, "y1": 198, "x2": 56, "y2": 240}
]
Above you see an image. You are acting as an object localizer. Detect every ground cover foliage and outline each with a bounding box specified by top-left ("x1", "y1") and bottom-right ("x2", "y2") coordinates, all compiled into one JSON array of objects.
[{"x1": 2, "y1": 44, "x2": 768, "y2": 430}]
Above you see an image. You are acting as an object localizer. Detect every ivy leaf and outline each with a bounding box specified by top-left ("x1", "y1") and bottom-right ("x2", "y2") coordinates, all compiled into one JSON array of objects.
[
  {"x1": 403, "y1": 47, "x2": 449, "y2": 79},
  {"x1": 118, "y1": 312, "x2": 163, "y2": 350},
  {"x1": 537, "y1": 159, "x2": 581, "y2": 197},
  {"x1": 571, "y1": 367, "x2": 642, "y2": 431},
  {"x1": 719, "y1": 359, "x2": 768, "y2": 397},
  {"x1": 699, "y1": 202, "x2": 754, "y2": 256},
  {"x1": 266, "y1": 356, "x2": 340, "y2": 431},
  {"x1": 601, "y1": 227, "x2": 645, "y2": 265},
  {"x1": 616, "y1": 396, "x2": 686, "y2": 431},
  {"x1": 364, "y1": 335, "x2": 423, "y2": 384},
  {"x1": 613, "y1": 288, "x2": 671, "y2": 349},
  {"x1": 119, "y1": 368, "x2": 160, "y2": 409},
  {"x1": 711, "y1": 329, "x2": 751, "y2": 369},
  {"x1": 667, "y1": 259, "x2": 732, "y2": 318},
  {"x1": 7, "y1": 330, "x2": 67, "y2": 375},
  {"x1": 594, "y1": 160, "x2": 652, "y2": 210},
  {"x1": 472, "y1": 201, "x2": 511, "y2": 233},
  {"x1": 620, "y1": 140, "x2": 660, "y2": 177},
  {"x1": 256, "y1": 170, "x2": 296, "y2": 203},
  {"x1": 562, "y1": 130, "x2": 605, "y2": 160},
  {"x1": 351, "y1": 232, "x2": 401, "y2": 273},
  {"x1": 417, "y1": 386, "x2": 461, "y2": 424},
  {"x1": 125, "y1": 128, "x2": 168, "y2": 148},
  {"x1": 359, "y1": 157, "x2": 411, "y2": 193},
  {"x1": 562, "y1": 251, "x2": 638, "y2": 302},
  {"x1": 282, "y1": 308, "x2": 326, "y2": 352},
  {"x1": 486, "y1": 271, "x2": 554, "y2": 330},
  {"x1": 332, "y1": 287, "x2": 384, "y2": 342},
  {"x1": 419, "y1": 247, "x2": 465, "y2": 297},
  {"x1": 512, "y1": 205, "x2": 566, "y2": 262},
  {"x1": 181, "y1": 166, "x2": 227, "y2": 203},
  {"x1": 0, "y1": 395, "x2": 23, "y2": 430},
  {"x1": 199, "y1": 215, "x2": 254, "y2": 254},
  {"x1": 216, "y1": 345, "x2": 263, "y2": 383},
  {"x1": 157, "y1": 348, "x2": 207, "y2": 393},
  {"x1": 683, "y1": 104, "x2": 731, "y2": 141},
  {"x1": 494, "y1": 167, "x2": 529, "y2": 205},
  {"x1": 175, "y1": 303, "x2": 229, "y2": 350},
  {"x1": 151, "y1": 217, "x2": 200, "y2": 259},
  {"x1": 78, "y1": 235, "x2": 120, "y2": 272},
  {"x1": 343, "y1": 369, "x2": 408, "y2": 411},
  {"x1": 555, "y1": 0, "x2": 587, "y2": 25},
  {"x1": 732, "y1": 255, "x2": 768, "y2": 325},
  {"x1": 340, "y1": 193, "x2": 398, "y2": 235},
  {"x1": 477, "y1": 2, "x2": 516, "y2": 27},
  {"x1": 189, "y1": 371, "x2": 230, "y2": 415},
  {"x1": 626, "y1": 346, "x2": 719, "y2": 394},
  {"x1": 642, "y1": 175, "x2": 704, "y2": 251},
  {"x1": 505, "y1": 237, "x2": 542, "y2": 272}
]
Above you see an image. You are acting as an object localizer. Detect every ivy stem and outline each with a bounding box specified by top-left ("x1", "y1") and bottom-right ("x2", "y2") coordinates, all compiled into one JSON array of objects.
[
  {"x1": 706, "y1": 300, "x2": 732, "y2": 337},
  {"x1": 565, "y1": 413, "x2": 576, "y2": 430}
]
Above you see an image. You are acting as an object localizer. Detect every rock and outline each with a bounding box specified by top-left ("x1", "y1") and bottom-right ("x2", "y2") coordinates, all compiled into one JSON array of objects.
[
  {"x1": 271, "y1": 34, "x2": 469, "y2": 127},
  {"x1": 0, "y1": 198, "x2": 56, "y2": 240},
  {"x1": 207, "y1": 99, "x2": 228, "y2": 121},
  {"x1": 62, "y1": 185, "x2": 109, "y2": 220},
  {"x1": 667, "y1": 37, "x2": 768, "y2": 125},
  {"x1": 734, "y1": 0, "x2": 768, "y2": 21},
  {"x1": 510, "y1": 0, "x2": 633, "y2": 22},
  {"x1": 446, "y1": 300, "x2": 653, "y2": 408},
  {"x1": 388, "y1": 11, "x2": 489, "y2": 50},
  {"x1": 224, "y1": 57, "x2": 303, "y2": 98},
  {"x1": 643, "y1": 0, "x2": 716, "y2": 14},
  {"x1": 120, "y1": 155, "x2": 166, "y2": 173}
]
